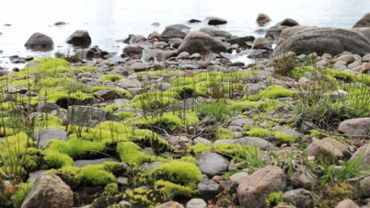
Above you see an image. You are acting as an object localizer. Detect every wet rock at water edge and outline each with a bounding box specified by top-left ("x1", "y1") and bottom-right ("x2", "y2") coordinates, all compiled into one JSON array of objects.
[
  {"x1": 256, "y1": 13, "x2": 271, "y2": 26},
  {"x1": 67, "y1": 30, "x2": 92, "y2": 47},
  {"x1": 206, "y1": 17, "x2": 228, "y2": 25},
  {"x1": 54, "y1": 21, "x2": 67, "y2": 26},
  {"x1": 178, "y1": 31, "x2": 227, "y2": 54},
  {"x1": 25, "y1": 32, "x2": 54, "y2": 51},
  {"x1": 353, "y1": 13, "x2": 370, "y2": 28}
]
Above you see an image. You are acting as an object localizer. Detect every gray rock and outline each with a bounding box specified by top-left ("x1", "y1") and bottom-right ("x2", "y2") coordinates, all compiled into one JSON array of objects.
[
  {"x1": 252, "y1": 37, "x2": 273, "y2": 50},
  {"x1": 215, "y1": 137, "x2": 274, "y2": 150},
  {"x1": 117, "y1": 78, "x2": 142, "y2": 89},
  {"x1": 229, "y1": 172, "x2": 249, "y2": 185},
  {"x1": 73, "y1": 158, "x2": 118, "y2": 167},
  {"x1": 197, "y1": 176, "x2": 220, "y2": 198},
  {"x1": 118, "y1": 200, "x2": 132, "y2": 208},
  {"x1": 237, "y1": 166, "x2": 286, "y2": 208},
  {"x1": 25, "y1": 32, "x2": 54, "y2": 51},
  {"x1": 33, "y1": 128, "x2": 67, "y2": 148},
  {"x1": 27, "y1": 170, "x2": 45, "y2": 183},
  {"x1": 178, "y1": 31, "x2": 227, "y2": 54},
  {"x1": 186, "y1": 198, "x2": 207, "y2": 208},
  {"x1": 282, "y1": 188, "x2": 314, "y2": 208},
  {"x1": 338, "y1": 117, "x2": 370, "y2": 137},
  {"x1": 161, "y1": 24, "x2": 189, "y2": 39},
  {"x1": 198, "y1": 151, "x2": 229, "y2": 176},
  {"x1": 66, "y1": 30, "x2": 91, "y2": 47},
  {"x1": 256, "y1": 13, "x2": 271, "y2": 26},
  {"x1": 290, "y1": 165, "x2": 318, "y2": 190},
  {"x1": 274, "y1": 27, "x2": 370, "y2": 56},
  {"x1": 199, "y1": 28, "x2": 232, "y2": 39},
  {"x1": 68, "y1": 105, "x2": 116, "y2": 127},
  {"x1": 156, "y1": 201, "x2": 184, "y2": 208},
  {"x1": 94, "y1": 89, "x2": 121, "y2": 101},
  {"x1": 353, "y1": 13, "x2": 370, "y2": 28},
  {"x1": 22, "y1": 174, "x2": 73, "y2": 208},
  {"x1": 350, "y1": 143, "x2": 370, "y2": 170},
  {"x1": 357, "y1": 175, "x2": 370, "y2": 198}
]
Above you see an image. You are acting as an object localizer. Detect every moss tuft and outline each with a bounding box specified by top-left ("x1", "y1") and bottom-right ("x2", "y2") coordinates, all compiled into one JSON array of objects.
[{"x1": 155, "y1": 180, "x2": 195, "y2": 199}]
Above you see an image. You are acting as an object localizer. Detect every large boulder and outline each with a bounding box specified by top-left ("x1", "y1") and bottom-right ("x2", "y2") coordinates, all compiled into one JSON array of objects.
[
  {"x1": 66, "y1": 30, "x2": 91, "y2": 47},
  {"x1": 21, "y1": 174, "x2": 73, "y2": 208},
  {"x1": 274, "y1": 27, "x2": 370, "y2": 56},
  {"x1": 353, "y1": 13, "x2": 370, "y2": 28},
  {"x1": 33, "y1": 128, "x2": 67, "y2": 148},
  {"x1": 161, "y1": 24, "x2": 190, "y2": 39},
  {"x1": 353, "y1": 27, "x2": 370, "y2": 41},
  {"x1": 338, "y1": 117, "x2": 370, "y2": 137},
  {"x1": 25, "y1": 33, "x2": 54, "y2": 51},
  {"x1": 237, "y1": 166, "x2": 286, "y2": 208},
  {"x1": 177, "y1": 31, "x2": 227, "y2": 54}
]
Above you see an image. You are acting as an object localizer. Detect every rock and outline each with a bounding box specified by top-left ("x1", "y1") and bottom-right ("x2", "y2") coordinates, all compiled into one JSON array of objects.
[
  {"x1": 27, "y1": 170, "x2": 45, "y2": 183},
  {"x1": 206, "y1": 17, "x2": 227, "y2": 25},
  {"x1": 186, "y1": 198, "x2": 207, "y2": 208},
  {"x1": 25, "y1": 32, "x2": 54, "y2": 51},
  {"x1": 33, "y1": 128, "x2": 67, "y2": 148},
  {"x1": 129, "y1": 35, "x2": 147, "y2": 44},
  {"x1": 68, "y1": 105, "x2": 116, "y2": 127},
  {"x1": 252, "y1": 37, "x2": 273, "y2": 50},
  {"x1": 21, "y1": 174, "x2": 73, "y2": 208},
  {"x1": 215, "y1": 137, "x2": 274, "y2": 151},
  {"x1": 54, "y1": 21, "x2": 66, "y2": 26},
  {"x1": 337, "y1": 54, "x2": 355, "y2": 64},
  {"x1": 156, "y1": 201, "x2": 184, "y2": 208},
  {"x1": 178, "y1": 31, "x2": 227, "y2": 54},
  {"x1": 306, "y1": 137, "x2": 348, "y2": 160},
  {"x1": 228, "y1": 36, "x2": 255, "y2": 48},
  {"x1": 350, "y1": 143, "x2": 370, "y2": 170},
  {"x1": 357, "y1": 175, "x2": 370, "y2": 198},
  {"x1": 290, "y1": 165, "x2": 318, "y2": 190},
  {"x1": 274, "y1": 27, "x2": 370, "y2": 56},
  {"x1": 118, "y1": 200, "x2": 132, "y2": 208},
  {"x1": 94, "y1": 89, "x2": 121, "y2": 101},
  {"x1": 66, "y1": 30, "x2": 91, "y2": 47},
  {"x1": 281, "y1": 18, "x2": 299, "y2": 27},
  {"x1": 229, "y1": 172, "x2": 249, "y2": 185},
  {"x1": 237, "y1": 166, "x2": 286, "y2": 208},
  {"x1": 117, "y1": 78, "x2": 142, "y2": 89},
  {"x1": 338, "y1": 117, "x2": 370, "y2": 137},
  {"x1": 197, "y1": 176, "x2": 220, "y2": 198},
  {"x1": 73, "y1": 158, "x2": 118, "y2": 167},
  {"x1": 335, "y1": 199, "x2": 360, "y2": 208},
  {"x1": 353, "y1": 27, "x2": 370, "y2": 41},
  {"x1": 353, "y1": 13, "x2": 370, "y2": 28},
  {"x1": 189, "y1": 19, "x2": 201, "y2": 23},
  {"x1": 198, "y1": 152, "x2": 229, "y2": 176},
  {"x1": 76, "y1": 46, "x2": 109, "y2": 59},
  {"x1": 257, "y1": 13, "x2": 271, "y2": 26},
  {"x1": 161, "y1": 24, "x2": 189, "y2": 39},
  {"x1": 199, "y1": 28, "x2": 232, "y2": 39},
  {"x1": 282, "y1": 188, "x2": 314, "y2": 208},
  {"x1": 122, "y1": 45, "x2": 143, "y2": 58}
]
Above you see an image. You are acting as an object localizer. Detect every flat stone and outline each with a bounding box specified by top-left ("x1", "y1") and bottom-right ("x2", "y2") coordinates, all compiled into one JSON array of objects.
[
  {"x1": 338, "y1": 117, "x2": 370, "y2": 136},
  {"x1": 198, "y1": 151, "x2": 229, "y2": 176},
  {"x1": 33, "y1": 128, "x2": 67, "y2": 148},
  {"x1": 186, "y1": 198, "x2": 207, "y2": 208},
  {"x1": 73, "y1": 158, "x2": 118, "y2": 167}
]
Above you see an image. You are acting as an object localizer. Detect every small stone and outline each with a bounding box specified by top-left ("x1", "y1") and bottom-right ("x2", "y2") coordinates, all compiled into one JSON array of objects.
[
  {"x1": 118, "y1": 200, "x2": 132, "y2": 208},
  {"x1": 156, "y1": 201, "x2": 184, "y2": 208},
  {"x1": 335, "y1": 199, "x2": 359, "y2": 208},
  {"x1": 198, "y1": 152, "x2": 229, "y2": 176},
  {"x1": 197, "y1": 176, "x2": 220, "y2": 198},
  {"x1": 282, "y1": 188, "x2": 314, "y2": 208},
  {"x1": 186, "y1": 198, "x2": 207, "y2": 208},
  {"x1": 306, "y1": 137, "x2": 348, "y2": 160}
]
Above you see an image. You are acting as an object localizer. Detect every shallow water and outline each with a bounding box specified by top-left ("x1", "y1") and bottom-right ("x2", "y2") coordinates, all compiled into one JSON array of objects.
[{"x1": 0, "y1": 0, "x2": 370, "y2": 68}]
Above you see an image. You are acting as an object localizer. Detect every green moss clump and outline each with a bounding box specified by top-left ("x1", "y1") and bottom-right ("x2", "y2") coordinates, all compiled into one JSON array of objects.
[
  {"x1": 44, "y1": 150, "x2": 73, "y2": 168},
  {"x1": 33, "y1": 113, "x2": 63, "y2": 129},
  {"x1": 11, "y1": 182, "x2": 34, "y2": 208},
  {"x1": 101, "y1": 73, "x2": 124, "y2": 82},
  {"x1": 273, "y1": 131, "x2": 297, "y2": 143},
  {"x1": 247, "y1": 127, "x2": 272, "y2": 137},
  {"x1": 124, "y1": 187, "x2": 163, "y2": 208},
  {"x1": 216, "y1": 127, "x2": 235, "y2": 139},
  {"x1": 148, "y1": 160, "x2": 202, "y2": 186},
  {"x1": 155, "y1": 180, "x2": 195, "y2": 199},
  {"x1": 265, "y1": 191, "x2": 284, "y2": 207},
  {"x1": 92, "y1": 85, "x2": 132, "y2": 99},
  {"x1": 131, "y1": 91, "x2": 178, "y2": 110},
  {"x1": 47, "y1": 138, "x2": 107, "y2": 159},
  {"x1": 195, "y1": 99, "x2": 231, "y2": 122},
  {"x1": 114, "y1": 111, "x2": 135, "y2": 121},
  {"x1": 289, "y1": 66, "x2": 314, "y2": 80},
  {"x1": 117, "y1": 142, "x2": 157, "y2": 166},
  {"x1": 79, "y1": 165, "x2": 116, "y2": 186},
  {"x1": 249, "y1": 85, "x2": 293, "y2": 100},
  {"x1": 231, "y1": 100, "x2": 283, "y2": 113}
]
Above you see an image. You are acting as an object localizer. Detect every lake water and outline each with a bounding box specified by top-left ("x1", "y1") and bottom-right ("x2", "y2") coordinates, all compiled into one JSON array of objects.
[{"x1": 1, "y1": 0, "x2": 370, "y2": 69}]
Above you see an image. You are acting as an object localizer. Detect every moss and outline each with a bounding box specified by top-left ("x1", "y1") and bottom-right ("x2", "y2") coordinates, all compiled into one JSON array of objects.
[
  {"x1": 44, "y1": 150, "x2": 73, "y2": 168},
  {"x1": 47, "y1": 138, "x2": 107, "y2": 159},
  {"x1": 155, "y1": 180, "x2": 195, "y2": 199},
  {"x1": 273, "y1": 131, "x2": 297, "y2": 143},
  {"x1": 134, "y1": 111, "x2": 198, "y2": 132},
  {"x1": 289, "y1": 66, "x2": 314, "y2": 80},
  {"x1": 195, "y1": 99, "x2": 231, "y2": 122},
  {"x1": 231, "y1": 99, "x2": 283, "y2": 113},
  {"x1": 90, "y1": 183, "x2": 121, "y2": 208},
  {"x1": 22, "y1": 147, "x2": 43, "y2": 171},
  {"x1": 92, "y1": 86, "x2": 132, "y2": 98},
  {"x1": 247, "y1": 127, "x2": 272, "y2": 137},
  {"x1": 50, "y1": 162, "x2": 121, "y2": 188},
  {"x1": 180, "y1": 156, "x2": 197, "y2": 165},
  {"x1": 124, "y1": 187, "x2": 163, "y2": 208},
  {"x1": 33, "y1": 113, "x2": 63, "y2": 129},
  {"x1": 11, "y1": 182, "x2": 34, "y2": 208},
  {"x1": 131, "y1": 91, "x2": 179, "y2": 110},
  {"x1": 101, "y1": 73, "x2": 124, "y2": 82},
  {"x1": 114, "y1": 111, "x2": 135, "y2": 121},
  {"x1": 216, "y1": 127, "x2": 235, "y2": 139},
  {"x1": 265, "y1": 191, "x2": 284, "y2": 207},
  {"x1": 117, "y1": 142, "x2": 157, "y2": 166},
  {"x1": 148, "y1": 160, "x2": 202, "y2": 186},
  {"x1": 135, "y1": 69, "x2": 183, "y2": 77},
  {"x1": 249, "y1": 85, "x2": 293, "y2": 100}
]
